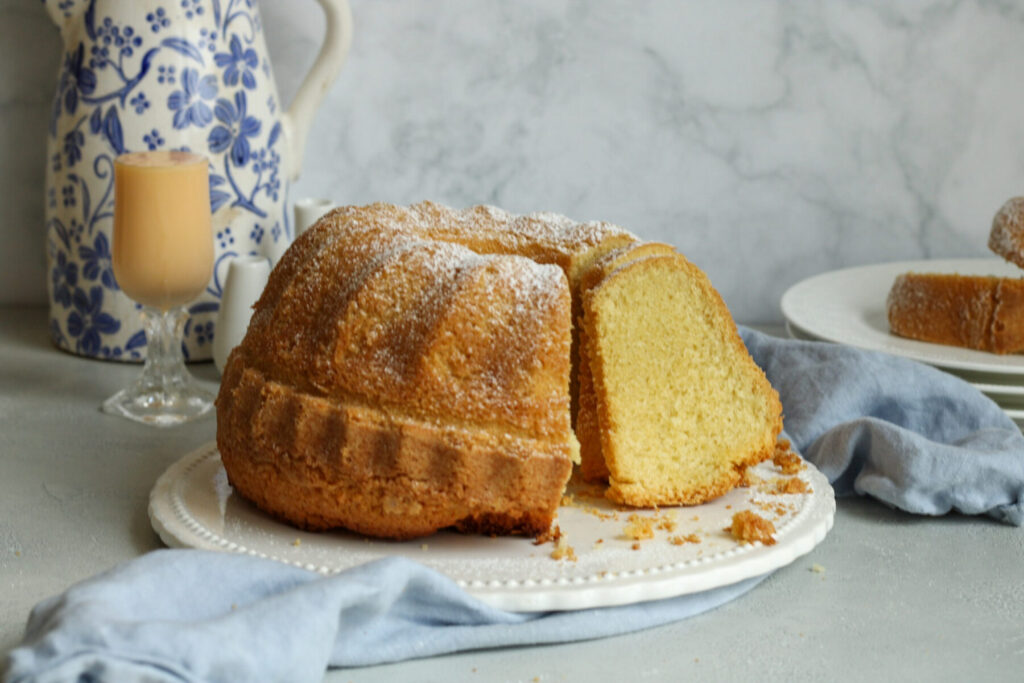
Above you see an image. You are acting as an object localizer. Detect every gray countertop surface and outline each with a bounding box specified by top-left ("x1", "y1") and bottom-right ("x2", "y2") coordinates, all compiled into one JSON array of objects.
[{"x1": 2, "y1": 306, "x2": 1023, "y2": 682}]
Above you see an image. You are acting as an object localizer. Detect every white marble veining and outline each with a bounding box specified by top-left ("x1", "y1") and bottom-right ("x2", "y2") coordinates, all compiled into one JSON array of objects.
[{"x1": 5, "y1": 0, "x2": 1024, "y2": 322}]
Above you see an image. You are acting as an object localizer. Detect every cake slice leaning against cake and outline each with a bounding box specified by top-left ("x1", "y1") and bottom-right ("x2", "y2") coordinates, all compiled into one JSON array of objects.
[
  {"x1": 576, "y1": 241, "x2": 678, "y2": 482},
  {"x1": 582, "y1": 253, "x2": 783, "y2": 506}
]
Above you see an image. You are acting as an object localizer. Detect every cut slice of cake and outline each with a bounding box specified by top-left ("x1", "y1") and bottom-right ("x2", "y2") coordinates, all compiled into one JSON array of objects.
[
  {"x1": 582, "y1": 253, "x2": 782, "y2": 506},
  {"x1": 576, "y1": 242, "x2": 677, "y2": 482}
]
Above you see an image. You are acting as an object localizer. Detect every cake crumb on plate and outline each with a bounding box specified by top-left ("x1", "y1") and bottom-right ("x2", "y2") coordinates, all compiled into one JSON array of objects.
[{"x1": 726, "y1": 510, "x2": 777, "y2": 546}]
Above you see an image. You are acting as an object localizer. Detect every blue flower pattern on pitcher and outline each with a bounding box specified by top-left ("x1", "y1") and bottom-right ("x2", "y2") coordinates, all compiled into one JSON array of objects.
[
  {"x1": 168, "y1": 67, "x2": 217, "y2": 128},
  {"x1": 51, "y1": 251, "x2": 79, "y2": 308},
  {"x1": 146, "y1": 8, "x2": 170, "y2": 33},
  {"x1": 44, "y1": 0, "x2": 300, "y2": 362},
  {"x1": 208, "y1": 90, "x2": 259, "y2": 166},
  {"x1": 52, "y1": 43, "x2": 96, "y2": 131},
  {"x1": 181, "y1": 0, "x2": 205, "y2": 20},
  {"x1": 67, "y1": 286, "x2": 121, "y2": 356},
  {"x1": 79, "y1": 232, "x2": 118, "y2": 290},
  {"x1": 215, "y1": 34, "x2": 257, "y2": 89},
  {"x1": 156, "y1": 64, "x2": 176, "y2": 84},
  {"x1": 129, "y1": 91, "x2": 150, "y2": 114},
  {"x1": 63, "y1": 126, "x2": 86, "y2": 167},
  {"x1": 143, "y1": 128, "x2": 164, "y2": 149}
]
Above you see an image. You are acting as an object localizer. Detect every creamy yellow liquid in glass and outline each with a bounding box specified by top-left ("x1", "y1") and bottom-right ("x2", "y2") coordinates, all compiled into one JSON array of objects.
[{"x1": 113, "y1": 151, "x2": 214, "y2": 310}]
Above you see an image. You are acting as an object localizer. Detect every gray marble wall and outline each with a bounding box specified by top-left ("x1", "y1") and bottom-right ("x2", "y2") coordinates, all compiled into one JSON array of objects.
[{"x1": 4, "y1": 0, "x2": 1024, "y2": 323}]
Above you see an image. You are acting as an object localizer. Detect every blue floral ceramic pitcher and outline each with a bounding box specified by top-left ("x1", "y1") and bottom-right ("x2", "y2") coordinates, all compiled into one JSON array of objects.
[{"x1": 43, "y1": 0, "x2": 352, "y2": 361}]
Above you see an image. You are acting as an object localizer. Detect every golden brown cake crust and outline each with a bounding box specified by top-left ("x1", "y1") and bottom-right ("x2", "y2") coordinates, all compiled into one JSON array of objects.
[
  {"x1": 886, "y1": 272, "x2": 1024, "y2": 354},
  {"x1": 217, "y1": 354, "x2": 575, "y2": 540}
]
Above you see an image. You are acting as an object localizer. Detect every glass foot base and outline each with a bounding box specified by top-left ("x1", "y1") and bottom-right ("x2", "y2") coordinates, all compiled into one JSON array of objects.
[{"x1": 102, "y1": 385, "x2": 215, "y2": 427}]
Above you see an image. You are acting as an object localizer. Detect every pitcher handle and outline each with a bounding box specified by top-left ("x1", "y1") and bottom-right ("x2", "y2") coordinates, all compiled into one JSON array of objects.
[{"x1": 281, "y1": 0, "x2": 353, "y2": 181}]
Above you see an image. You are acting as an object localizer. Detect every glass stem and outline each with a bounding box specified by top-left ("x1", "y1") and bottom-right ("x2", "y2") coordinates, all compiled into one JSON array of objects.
[{"x1": 136, "y1": 306, "x2": 190, "y2": 398}]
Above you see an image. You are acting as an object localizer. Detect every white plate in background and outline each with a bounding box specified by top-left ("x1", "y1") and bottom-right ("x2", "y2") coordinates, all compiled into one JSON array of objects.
[{"x1": 781, "y1": 259, "x2": 1024, "y2": 375}]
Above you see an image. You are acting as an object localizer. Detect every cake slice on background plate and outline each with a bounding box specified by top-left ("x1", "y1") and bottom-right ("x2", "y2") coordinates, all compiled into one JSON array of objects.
[{"x1": 887, "y1": 196, "x2": 1024, "y2": 354}]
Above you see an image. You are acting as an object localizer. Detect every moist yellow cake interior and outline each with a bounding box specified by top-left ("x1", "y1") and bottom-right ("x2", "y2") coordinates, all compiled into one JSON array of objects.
[{"x1": 586, "y1": 255, "x2": 780, "y2": 506}]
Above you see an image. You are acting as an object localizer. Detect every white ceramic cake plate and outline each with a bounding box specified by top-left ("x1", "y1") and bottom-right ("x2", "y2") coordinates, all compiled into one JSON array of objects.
[
  {"x1": 781, "y1": 259, "x2": 1024, "y2": 376},
  {"x1": 150, "y1": 443, "x2": 835, "y2": 613}
]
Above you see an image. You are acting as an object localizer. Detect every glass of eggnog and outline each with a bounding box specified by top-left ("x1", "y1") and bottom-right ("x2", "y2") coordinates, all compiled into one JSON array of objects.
[{"x1": 102, "y1": 150, "x2": 216, "y2": 426}]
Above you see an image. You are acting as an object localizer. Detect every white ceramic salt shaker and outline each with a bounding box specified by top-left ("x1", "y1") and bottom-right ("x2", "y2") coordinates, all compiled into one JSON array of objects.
[
  {"x1": 294, "y1": 197, "x2": 336, "y2": 237},
  {"x1": 213, "y1": 256, "x2": 272, "y2": 374}
]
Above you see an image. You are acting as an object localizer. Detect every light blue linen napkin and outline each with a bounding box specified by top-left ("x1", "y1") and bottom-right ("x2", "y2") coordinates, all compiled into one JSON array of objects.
[
  {"x1": 4, "y1": 550, "x2": 765, "y2": 682},
  {"x1": 7, "y1": 327, "x2": 1024, "y2": 682},
  {"x1": 740, "y1": 327, "x2": 1024, "y2": 525}
]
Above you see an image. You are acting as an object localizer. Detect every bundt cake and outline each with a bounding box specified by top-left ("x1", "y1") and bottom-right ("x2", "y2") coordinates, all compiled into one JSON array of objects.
[
  {"x1": 887, "y1": 272, "x2": 1024, "y2": 354},
  {"x1": 216, "y1": 201, "x2": 783, "y2": 539},
  {"x1": 582, "y1": 252, "x2": 783, "y2": 506}
]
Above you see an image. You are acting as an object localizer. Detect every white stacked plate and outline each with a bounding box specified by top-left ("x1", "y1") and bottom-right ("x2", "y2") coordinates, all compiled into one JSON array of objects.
[{"x1": 780, "y1": 258, "x2": 1024, "y2": 430}]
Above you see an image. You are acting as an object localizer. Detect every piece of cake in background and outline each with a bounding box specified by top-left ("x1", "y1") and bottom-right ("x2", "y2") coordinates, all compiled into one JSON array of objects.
[
  {"x1": 887, "y1": 273, "x2": 1024, "y2": 354},
  {"x1": 887, "y1": 196, "x2": 1024, "y2": 354}
]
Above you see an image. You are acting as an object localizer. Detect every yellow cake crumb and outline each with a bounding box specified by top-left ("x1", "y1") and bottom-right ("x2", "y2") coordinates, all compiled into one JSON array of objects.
[
  {"x1": 623, "y1": 514, "x2": 655, "y2": 540},
  {"x1": 655, "y1": 517, "x2": 677, "y2": 532},
  {"x1": 292, "y1": 538, "x2": 301, "y2": 547},
  {"x1": 631, "y1": 542, "x2": 641, "y2": 550},
  {"x1": 551, "y1": 536, "x2": 577, "y2": 562},
  {"x1": 739, "y1": 468, "x2": 763, "y2": 488},
  {"x1": 753, "y1": 499, "x2": 791, "y2": 517},
  {"x1": 726, "y1": 510, "x2": 777, "y2": 546},
  {"x1": 584, "y1": 505, "x2": 618, "y2": 521},
  {"x1": 773, "y1": 440, "x2": 806, "y2": 475},
  {"x1": 668, "y1": 534, "x2": 701, "y2": 546},
  {"x1": 533, "y1": 524, "x2": 562, "y2": 546},
  {"x1": 774, "y1": 477, "x2": 811, "y2": 495}
]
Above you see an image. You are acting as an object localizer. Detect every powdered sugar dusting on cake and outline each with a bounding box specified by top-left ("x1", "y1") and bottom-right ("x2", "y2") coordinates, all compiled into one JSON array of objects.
[
  {"x1": 237, "y1": 202, "x2": 635, "y2": 437},
  {"x1": 479, "y1": 204, "x2": 514, "y2": 223},
  {"x1": 308, "y1": 224, "x2": 571, "y2": 436},
  {"x1": 989, "y1": 197, "x2": 1024, "y2": 270}
]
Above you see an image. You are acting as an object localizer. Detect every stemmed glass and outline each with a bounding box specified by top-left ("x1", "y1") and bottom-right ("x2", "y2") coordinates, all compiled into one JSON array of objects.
[{"x1": 102, "y1": 150, "x2": 216, "y2": 426}]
